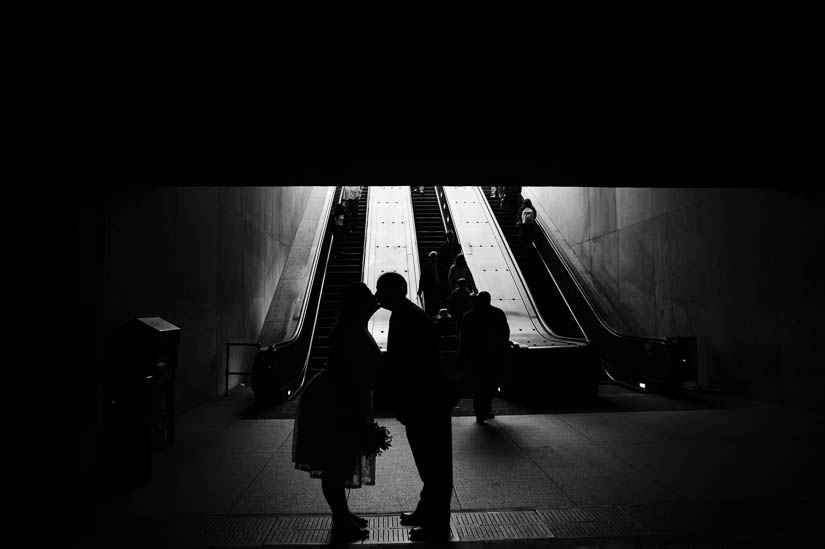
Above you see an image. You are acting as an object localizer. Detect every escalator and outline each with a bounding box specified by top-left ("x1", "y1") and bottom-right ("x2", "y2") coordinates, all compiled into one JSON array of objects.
[
  {"x1": 252, "y1": 186, "x2": 370, "y2": 404},
  {"x1": 410, "y1": 186, "x2": 447, "y2": 262},
  {"x1": 408, "y1": 186, "x2": 465, "y2": 392},
  {"x1": 480, "y1": 186, "x2": 696, "y2": 394},
  {"x1": 306, "y1": 187, "x2": 370, "y2": 382},
  {"x1": 435, "y1": 186, "x2": 598, "y2": 405},
  {"x1": 481, "y1": 187, "x2": 583, "y2": 339}
]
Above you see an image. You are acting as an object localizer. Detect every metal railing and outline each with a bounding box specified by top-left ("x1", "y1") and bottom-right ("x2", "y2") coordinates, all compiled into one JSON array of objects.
[{"x1": 224, "y1": 341, "x2": 260, "y2": 397}]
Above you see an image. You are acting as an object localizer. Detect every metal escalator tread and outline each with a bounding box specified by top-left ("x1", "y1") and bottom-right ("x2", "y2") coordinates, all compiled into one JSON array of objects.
[{"x1": 481, "y1": 186, "x2": 582, "y2": 339}]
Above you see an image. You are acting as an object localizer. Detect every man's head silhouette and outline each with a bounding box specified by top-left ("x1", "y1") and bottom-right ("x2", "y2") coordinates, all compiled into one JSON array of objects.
[
  {"x1": 376, "y1": 272, "x2": 407, "y2": 311},
  {"x1": 477, "y1": 291, "x2": 491, "y2": 307}
]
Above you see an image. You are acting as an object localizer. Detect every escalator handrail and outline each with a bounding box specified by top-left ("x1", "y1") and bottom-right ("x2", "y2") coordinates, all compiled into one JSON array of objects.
[
  {"x1": 405, "y1": 188, "x2": 426, "y2": 310},
  {"x1": 435, "y1": 186, "x2": 452, "y2": 236},
  {"x1": 360, "y1": 186, "x2": 371, "y2": 286},
  {"x1": 280, "y1": 188, "x2": 345, "y2": 400}
]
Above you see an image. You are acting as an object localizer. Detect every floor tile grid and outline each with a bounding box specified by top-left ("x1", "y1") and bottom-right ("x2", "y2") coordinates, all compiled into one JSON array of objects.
[
  {"x1": 549, "y1": 411, "x2": 703, "y2": 501},
  {"x1": 224, "y1": 434, "x2": 290, "y2": 517},
  {"x1": 492, "y1": 414, "x2": 612, "y2": 509}
]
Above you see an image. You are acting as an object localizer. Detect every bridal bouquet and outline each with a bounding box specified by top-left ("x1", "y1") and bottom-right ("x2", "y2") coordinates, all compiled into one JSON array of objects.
[{"x1": 361, "y1": 421, "x2": 392, "y2": 457}]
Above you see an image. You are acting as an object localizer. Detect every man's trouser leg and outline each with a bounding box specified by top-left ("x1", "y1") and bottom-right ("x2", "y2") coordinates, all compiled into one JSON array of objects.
[
  {"x1": 406, "y1": 420, "x2": 430, "y2": 518},
  {"x1": 406, "y1": 413, "x2": 453, "y2": 532}
]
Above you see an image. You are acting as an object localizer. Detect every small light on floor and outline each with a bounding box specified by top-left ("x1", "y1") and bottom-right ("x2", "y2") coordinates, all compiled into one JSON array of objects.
[
  {"x1": 639, "y1": 382, "x2": 646, "y2": 389},
  {"x1": 287, "y1": 390, "x2": 291, "y2": 397}
]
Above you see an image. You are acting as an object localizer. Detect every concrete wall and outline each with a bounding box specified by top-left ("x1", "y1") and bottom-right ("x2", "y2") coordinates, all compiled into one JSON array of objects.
[
  {"x1": 260, "y1": 187, "x2": 333, "y2": 346},
  {"x1": 525, "y1": 187, "x2": 825, "y2": 411},
  {"x1": 102, "y1": 186, "x2": 313, "y2": 413}
]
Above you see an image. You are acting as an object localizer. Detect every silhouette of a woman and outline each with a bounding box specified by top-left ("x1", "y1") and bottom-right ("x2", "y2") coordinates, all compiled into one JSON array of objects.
[{"x1": 292, "y1": 282, "x2": 380, "y2": 542}]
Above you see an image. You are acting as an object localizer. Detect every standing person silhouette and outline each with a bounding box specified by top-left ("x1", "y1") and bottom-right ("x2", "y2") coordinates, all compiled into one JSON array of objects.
[
  {"x1": 438, "y1": 230, "x2": 461, "y2": 269},
  {"x1": 341, "y1": 186, "x2": 362, "y2": 232},
  {"x1": 447, "y1": 278, "x2": 472, "y2": 334},
  {"x1": 417, "y1": 251, "x2": 449, "y2": 317},
  {"x1": 447, "y1": 253, "x2": 477, "y2": 295},
  {"x1": 504, "y1": 185, "x2": 523, "y2": 222},
  {"x1": 292, "y1": 282, "x2": 380, "y2": 543},
  {"x1": 517, "y1": 198, "x2": 537, "y2": 243},
  {"x1": 375, "y1": 272, "x2": 457, "y2": 542},
  {"x1": 330, "y1": 203, "x2": 346, "y2": 259},
  {"x1": 458, "y1": 291, "x2": 510, "y2": 423}
]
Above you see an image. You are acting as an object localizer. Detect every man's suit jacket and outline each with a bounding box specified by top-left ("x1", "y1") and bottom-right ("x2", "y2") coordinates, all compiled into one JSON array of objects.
[
  {"x1": 385, "y1": 299, "x2": 450, "y2": 422},
  {"x1": 419, "y1": 262, "x2": 448, "y2": 298}
]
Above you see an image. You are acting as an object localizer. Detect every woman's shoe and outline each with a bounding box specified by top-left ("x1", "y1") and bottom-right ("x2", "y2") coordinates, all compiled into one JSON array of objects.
[
  {"x1": 400, "y1": 511, "x2": 424, "y2": 526},
  {"x1": 409, "y1": 526, "x2": 451, "y2": 541},
  {"x1": 349, "y1": 513, "x2": 368, "y2": 528}
]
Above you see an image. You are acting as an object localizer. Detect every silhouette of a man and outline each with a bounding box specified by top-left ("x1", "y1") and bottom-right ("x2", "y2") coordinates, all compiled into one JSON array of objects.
[
  {"x1": 418, "y1": 251, "x2": 449, "y2": 317},
  {"x1": 458, "y1": 291, "x2": 510, "y2": 423},
  {"x1": 375, "y1": 271, "x2": 456, "y2": 541},
  {"x1": 448, "y1": 278, "x2": 472, "y2": 334}
]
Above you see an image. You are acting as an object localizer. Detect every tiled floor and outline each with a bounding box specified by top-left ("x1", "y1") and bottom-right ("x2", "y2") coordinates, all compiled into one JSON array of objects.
[{"x1": 80, "y1": 384, "x2": 825, "y2": 547}]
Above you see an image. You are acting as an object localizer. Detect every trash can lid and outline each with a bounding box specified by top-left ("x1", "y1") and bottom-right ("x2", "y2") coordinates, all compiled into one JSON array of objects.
[{"x1": 137, "y1": 317, "x2": 180, "y2": 333}]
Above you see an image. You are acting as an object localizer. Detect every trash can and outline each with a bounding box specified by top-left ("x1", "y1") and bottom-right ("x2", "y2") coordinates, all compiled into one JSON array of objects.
[
  {"x1": 134, "y1": 317, "x2": 181, "y2": 454},
  {"x1": 101, "y1": 317, "x2": 180, "y2": 495}
]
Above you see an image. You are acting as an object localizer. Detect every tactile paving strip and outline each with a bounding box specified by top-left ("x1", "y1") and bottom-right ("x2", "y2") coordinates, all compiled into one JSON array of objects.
[
  {"x1": 538, "y1": 507, "x2": 631, "y2": 523},
  {"x1": 266, "y1": 515, "x2": 333, "y2": 545},
  {"x1": 452, "y1": 510, "x2": 553, "y2": 541},
  {"x1": 456, "y1": 523, "x2": 554, "y2": 540},
  {"x1": 537, "y1": 507, "x2": 644, "y2": 538},
  {"x1": 452, "y1": 510, "x2": 544, "y2": 525},
  {"x1": 273, "y1": 516, "x2": 332, "y2": 530},
  {"x1": 204, "y1": 517, "x2": 280, "y2": 546},
  {"x1": 265, "y1": 528, "x2": 331, "y2": 545},
  {"x1": 366, "y1": 515, "x2": 402, "y2": 529},
  {"x1": 363, "y1": 527, "x2": 409, "y2": 544},
  {"x1": 134, "y1": 517, "x2": 279, "y2": 547},
  {"x1": 550, "y1": 520, "x2": 641, "y2": 538}
]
